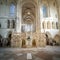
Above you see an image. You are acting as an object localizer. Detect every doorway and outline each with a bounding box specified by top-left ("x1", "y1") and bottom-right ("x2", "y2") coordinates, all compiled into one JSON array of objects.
[
  {"x1": 7, "y1": 31, "x2": 12, "y2": 47},
  {"x1": 22, "y1": 39, "x2": 26, "y2": 48},
  {"x1": 32, "y1": 39, "x2": 36, "y2": 47}
]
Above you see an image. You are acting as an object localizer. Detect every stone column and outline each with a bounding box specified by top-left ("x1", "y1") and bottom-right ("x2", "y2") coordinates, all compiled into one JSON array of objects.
[
  {"x1": 16, "y1": 0, "x2": 22, "y2": 33},
  {"x1": 36, "y1": 6, "x2": 40, "y2": 33},
  {"x1": 35, "y1": 1, "x2": 41, "y2": 47},
  {"x1": 11, "y1": 0, "x2": 22, "y2": 47}
]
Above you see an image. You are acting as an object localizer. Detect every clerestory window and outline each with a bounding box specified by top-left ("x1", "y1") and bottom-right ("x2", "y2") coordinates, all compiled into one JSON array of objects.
[
  {"x1": 10, "y1": 4, "x2": 15, "y2": 16},
  {"x1": 42, "y1": 5, "x2": 48, "y2": 17}
]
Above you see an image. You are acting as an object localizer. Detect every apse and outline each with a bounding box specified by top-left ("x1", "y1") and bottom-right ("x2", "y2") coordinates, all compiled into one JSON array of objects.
[{"x1": 22, "y1": 2, "x2": 36, "y2": 32}]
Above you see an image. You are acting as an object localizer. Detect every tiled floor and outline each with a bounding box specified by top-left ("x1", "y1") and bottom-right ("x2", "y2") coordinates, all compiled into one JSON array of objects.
[{"x1": 0, "y1": 46, "x2": 60, "y2": 60}]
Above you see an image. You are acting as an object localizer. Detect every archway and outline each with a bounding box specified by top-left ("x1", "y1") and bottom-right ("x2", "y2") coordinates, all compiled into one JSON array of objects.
[
  {"x1": 7, "y1": 31, "x2": 12, "y2": 47},
  {"x1": 21, "y1": 1, "x2": 36, "y2": 33},
  {"x1": 32, "y1": 39, "x2": 36, "y2": 47},
  {"x1": 54, "y1": 34, "x2": 60, "y2": 45},
  {"x1": 22, "y1": 39, "x2": 26, "y2": 48},
  {"x1": 47, "y1": 21, "x2": 51, "y2": 29},
  {"x1": 45, "y1": 34, "x2": 49, "y2": 45},
  {"x1": 45, "y1": 32, "x2": 52, "y2": 45},
  {"x1": 21, "y1": 2, "x2": 36, "y2": 48},
  {"x1": 52, "y1": 22, "x2": 56, "y2": 29},
  {"x1": 42, "y1": 21, "x2": 47, "y2": 29}
]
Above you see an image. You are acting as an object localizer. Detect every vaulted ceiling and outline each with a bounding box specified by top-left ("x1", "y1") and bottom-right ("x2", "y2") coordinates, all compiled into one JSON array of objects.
[
  {"x1": 0, "y1": 0, "x2": 60, "y2": 6},
  {"x1": 56, "y1": 0, "x2": 60, "y2": 6},
  {"x1": 22, "y1": 1, "x2": 36, "y2": 24}
]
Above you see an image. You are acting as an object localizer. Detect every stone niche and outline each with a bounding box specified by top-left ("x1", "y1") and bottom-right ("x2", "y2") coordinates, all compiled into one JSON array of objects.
[
  {"x1": 11, "y1": 33, "x2": 21, "y2": 47},
  {"x1": 11, "y1": 32, "x2": 46, "y2": 48}
]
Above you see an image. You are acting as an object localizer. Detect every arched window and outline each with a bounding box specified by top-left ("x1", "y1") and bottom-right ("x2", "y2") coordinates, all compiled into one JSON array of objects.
[
  {"x1": 52, "y1": 22, "x2": 56, "y2": 29},
  {"x1": 7, "y1": 20, "x2": 10, "y2": 28},
  {"x1": 42, "y1": 5, "x2": 48, "y2": 17},
  {"x1": 0, "y1": 23, "x2": 1, "y2": 28},
  {"x1": 10, "y1": 4, "x2": 15, "y2": 16},
  {"x1": 47, "y1": 21, "x2": 51, "y2": 29},
  {"x1": 42, "y1": 21, "x2": 46, "y2": 29},
  {"x1": 56, "y1": 22, "x2": 58, "y2": 29},
  {"x1": 42, "y1": 22, "x2": 44, "y2": 29},
  {"x1": 12, "y1": 20, "x2": 15, "y2": 28}
]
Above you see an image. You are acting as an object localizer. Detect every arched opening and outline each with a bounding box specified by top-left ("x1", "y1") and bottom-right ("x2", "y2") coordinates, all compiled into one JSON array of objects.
[
  {"x1": 47, "y1": 21, "x2": 51, "y2": 29},
  {"x1": 52, "y1": 22, "x2": 56, "y2": 29},
  {"x1": 42, "y1": 5, "x2": 48, "y2": 17},
  {"x1": 0, "y1": 34, "x2": 2, "y2": 47},
  {"x1": 32, "y1": 39, "x2": 36, "y2": 47},
  {"x1": 42, "y1": 21, "x2": 44, "y2": 29},
  {"x1": 21, "y1": 2, "x2": 36, "y2": 47},
  {"x1": 22, "y1": 39, "x2": 26, "y2": 48},
  {"x1": 54, "y1": 34, "x2": 60, "y2": 46},
  {"x1": 56, "y1": 22, "x2": 58, "y2": 29},
  {"x1": 45, "y1": 32, "x2": 52, "y2": 45},
  {"x1": 10, "y1": 3, "x2": 15, "y2": 16},
  {"x1": 45, "y1": 34, "x2": 49, "y2": 45},
  {"x1": 42, "y1": 21, "x2": 47, "y2": 29},
  {"x1": 7, "y1": 31, "x2": 12, "y2": 47},
  {"x1": 22, "y1": 2, "x2": 36, "y2": 33}
]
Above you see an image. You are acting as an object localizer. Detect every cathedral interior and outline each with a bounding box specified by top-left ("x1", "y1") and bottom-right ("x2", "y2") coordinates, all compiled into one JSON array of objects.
[{"x1": 0, "y1": 0, "x2": 60, "y2": 48}]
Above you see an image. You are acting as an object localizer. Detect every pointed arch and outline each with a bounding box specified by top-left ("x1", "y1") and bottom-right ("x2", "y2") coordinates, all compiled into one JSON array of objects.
[
  {"x1": 10, "y1": 3, "x2": 15, "y2": 16},
  {"x1": 47, "y1": 21, "x2": 51, "y2": 29}
]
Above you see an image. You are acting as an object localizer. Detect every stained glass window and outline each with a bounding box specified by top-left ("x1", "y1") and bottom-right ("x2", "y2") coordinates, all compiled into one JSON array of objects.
[
  {"x1": 42, "y1": 5, "x2": 48, "y2": 17},
  {"x1": 10, "y1": 4, "x2": 15, "y2": 16}
]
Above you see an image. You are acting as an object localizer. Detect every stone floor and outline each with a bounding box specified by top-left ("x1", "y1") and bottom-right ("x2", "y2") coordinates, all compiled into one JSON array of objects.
[{"x1": 0, "y1": 46, "x2": 60, "y2": 60}]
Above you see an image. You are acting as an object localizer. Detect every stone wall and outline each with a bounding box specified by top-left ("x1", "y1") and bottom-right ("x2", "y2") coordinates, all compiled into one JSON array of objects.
[
  {"x1": 11, "y1": 32, "x2": 46, "y2": 48},
  {"x1": 11, "y1": 33, "x2": 21, "y2": 47}
]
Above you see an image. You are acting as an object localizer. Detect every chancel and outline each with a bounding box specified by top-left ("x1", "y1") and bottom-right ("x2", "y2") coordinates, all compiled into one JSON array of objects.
[{"x1": 0, "y1": 0, "x2": 60, "y2": 48}]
